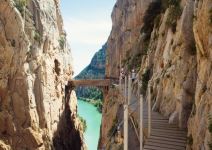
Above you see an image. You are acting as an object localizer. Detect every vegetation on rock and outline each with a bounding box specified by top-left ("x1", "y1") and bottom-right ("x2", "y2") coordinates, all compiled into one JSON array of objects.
[
  {"x1": 209, "y1": 116, "x2": 212, "y2": 150},
  {"x1": 166, "y1": 0, "x2": 182, "y2": 33},
  {"x1": 14, "y1": 0, "x2": 28, "y2": 16},
  {"x1": 75, "y1": 44, "x2": 106, "y2": 107},
  {"x1": 103, "y1": 0, "x2": 212, "y2": 149},
  {"x1": 34, "y1": 30, "x2": 42, "y2": 42},
  {"x1": 209, "y1": 117, "x2": 212, "y2": 133},
  {"x1": 187, "y1": 134, "x2": 193, "y2": 145},
  {"x1": 209, "y1": 8, "x2": 212, "y2": 24},
  {"x1": 59, "y1": 35, "x2": 66, "y2": 49},
  {"x1": 79, "y1": 97, "x2": 103, "y2": 113},
  {"x1": 141, "y1": 0, "x2": 162, "y2": 40},
  {"x1": 78, "y1": 115, "x2": 87, "y2": 133},
  {"x1": 141, "y1": 68, "x2": 151, "y2": 94}
]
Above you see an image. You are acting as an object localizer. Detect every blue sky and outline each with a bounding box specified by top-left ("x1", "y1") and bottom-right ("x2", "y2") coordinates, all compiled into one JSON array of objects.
[{"x1": 60, "y1": 0, "x2": 116, "y2": 76}]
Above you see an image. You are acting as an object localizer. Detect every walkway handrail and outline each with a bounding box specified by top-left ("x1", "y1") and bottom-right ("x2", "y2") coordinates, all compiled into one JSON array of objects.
[
  {"x1": 124, "y1": 75, "x2": 128, "y2": 150},
  {"x1": 138, "y1": 79, "x2": 144, "y2": 150},
  {"x1": 148, "y1": 84, "x2": 151, "y2": 137},
  {"x1": 121, "y1": 75, "x2": 151, "y2": 150},
  {"x1": 140, "y1": 94, "x2": 144, "y2": 150},
  {"x1": 129, "y1": 115, "x2": 139, "y2": 141},
  {"x1": 123, "y1": 75, "x2": 133, "y2": 150}
]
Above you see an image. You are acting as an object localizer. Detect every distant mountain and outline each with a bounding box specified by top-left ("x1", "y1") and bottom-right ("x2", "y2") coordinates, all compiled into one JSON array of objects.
[{"x1": 75, "y1": 43, "x2": 107, "y2": 100}]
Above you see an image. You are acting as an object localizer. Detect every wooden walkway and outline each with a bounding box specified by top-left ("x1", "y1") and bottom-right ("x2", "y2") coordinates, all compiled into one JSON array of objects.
[
  {"x1": 141, "y1": 102, "x2": 187, "y2": 150},
  {"x1": 128, "y1": 93, "x2": 187, "y2": 150}
]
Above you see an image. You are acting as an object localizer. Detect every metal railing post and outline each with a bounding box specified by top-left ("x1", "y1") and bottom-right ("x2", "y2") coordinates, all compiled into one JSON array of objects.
[
  {"x1": 140, "y1": 94, "x2": 143, "y2": 150},
  {"x1": 119, "y1": 74, "x2": 122, "y2": 92},
  {"x1": 138, "y1": 80, "x2": 143, "y2": 150},
  {"x1": 124, "y1": 103, "x2": 128, "y2": 150},
  {"x1": 124, "y1": 76, "x2": 128, "y2": 150},
  {"x1": 148, "y1": 85, "x2": 151, "y2": 137},
  {"x1": 128, "y1": 75, "x2": 132, "y2": 104},
  {"x1": 124, "y1": 76, "x2": 127, "y2": 102}
]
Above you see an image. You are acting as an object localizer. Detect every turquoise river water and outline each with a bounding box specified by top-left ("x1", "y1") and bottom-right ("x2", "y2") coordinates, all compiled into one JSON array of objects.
[{"x1": 78, "y1": 99, "x2": 102, "y2": 150}]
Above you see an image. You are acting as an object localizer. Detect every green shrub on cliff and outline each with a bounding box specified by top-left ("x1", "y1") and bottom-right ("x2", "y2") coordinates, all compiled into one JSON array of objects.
[
  {"x1": 187, "y1": 134, "x2": 193, "y2": 145},
  {"x1": 78, "y1": 115, "x2": 87, "y2": 133},
  {"x1": 125, "y1": 52, "x2": 142, "y2": 71},
  {"x1": 14, "y1": 0, "x2": 28, "y2": 15},
  {"x1": 34, "y1": 30, "x2": 42, "y2": 42},
  {"x1": 208, "y1": 116, "x2": 212, "y2": 133},
  {"x1": 209, "y1": 144, "x2": 212, "y2": 150},
  {"x1": 140, "y1": 1, "x2": 162, "y2": 40},
  {"x1": 209, "y1": 8, "x2": 212, "y2": 24},
  {"x1": 166, "y1": 0, "x2": 182, "y2": 33},
  {"x1": 59, "y1": 36, "x2": 66, "y2": 49},
  {"x1": 141, "y1": 68, "x2": 151, "y2": 94}
]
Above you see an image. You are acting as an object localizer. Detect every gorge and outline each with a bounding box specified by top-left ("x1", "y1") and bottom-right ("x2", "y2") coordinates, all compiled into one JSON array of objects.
[
  {"x1": 0, "y1": 0, "x2": 212, "y2": 150},
  {"x1": 75, "y1": 44, "x2": 107, "y2": 149}
]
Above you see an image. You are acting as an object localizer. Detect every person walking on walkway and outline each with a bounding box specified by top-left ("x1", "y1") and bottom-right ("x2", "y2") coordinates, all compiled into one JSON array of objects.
[{"x1": 132, "y1": 69, "x2": 136, "y2": 82}]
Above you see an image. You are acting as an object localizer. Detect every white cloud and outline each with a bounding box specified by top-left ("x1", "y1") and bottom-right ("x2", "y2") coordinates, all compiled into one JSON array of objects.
[
  {"x1": 63, "y1": 17, "x2": 112, "y2": 76},
  {"x1": 64, "y1": 18, "x2": 111, "y2": 45}
]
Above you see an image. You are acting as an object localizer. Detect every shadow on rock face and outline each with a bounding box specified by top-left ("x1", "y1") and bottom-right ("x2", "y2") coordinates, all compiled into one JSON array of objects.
[
  {"x1": 52, "y1": 83, "x2": 82, "y2": 150},
  {"x1": 52, "y1": 106, "x2": 82, "y2": 150}
]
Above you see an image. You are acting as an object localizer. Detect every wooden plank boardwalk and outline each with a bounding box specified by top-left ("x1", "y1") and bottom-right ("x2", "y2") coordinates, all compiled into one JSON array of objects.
[
  {"x1": 143, "y1": 103, "x2": 187, "y2": 150},
  {"x1": 128, "y1": 93, "x2": 187, "y2": 150},
  {"x1": 144, "y1": 107, "x2": 187, "y2": 150}
]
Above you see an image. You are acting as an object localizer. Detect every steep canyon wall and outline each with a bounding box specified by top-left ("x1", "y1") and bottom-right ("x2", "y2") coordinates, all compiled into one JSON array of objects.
[
  {"x1": 102, "y1": 0, "x2": 212, "y2": 149},
  {"x1": 0, "y1": 0, "x2": 84, "y2": 149}
]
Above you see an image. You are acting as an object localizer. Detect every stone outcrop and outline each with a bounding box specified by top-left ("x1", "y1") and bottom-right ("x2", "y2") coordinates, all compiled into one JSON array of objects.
[
  {"x1": 102, "y1": 0, "x2": 212, "y2": 149},
  {"x1": 0, "y1": 0, "x2": 84, "y2": 149},
  {"x1": 98, "y1": 89, "x2": 124, "y2": 150}
]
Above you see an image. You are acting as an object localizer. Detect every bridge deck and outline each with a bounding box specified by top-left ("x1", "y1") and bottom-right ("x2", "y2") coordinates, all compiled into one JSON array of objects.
[{"x1": 70, "y1": 79, "x2": 111, "y2": 87}]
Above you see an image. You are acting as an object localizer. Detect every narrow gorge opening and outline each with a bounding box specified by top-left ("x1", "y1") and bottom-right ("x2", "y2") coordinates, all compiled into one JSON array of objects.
[
  {"x1": 1, "y1": 0, "x2": 211, "y2": 150},
  {"x1": 60, "y1": 1, "x2": 115, "y2": 149},
  {"x1": 77, "y1": 87, "x2": 103, "y2": 150}
]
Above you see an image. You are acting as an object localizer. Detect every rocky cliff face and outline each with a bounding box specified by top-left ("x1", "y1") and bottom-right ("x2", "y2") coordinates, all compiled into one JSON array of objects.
[
  {"x1": 103, "y1": 0, "x2": 212, "y2": 149},
  {"x1": 0, "y1": 0, "x2": 84, "y2": 149}
]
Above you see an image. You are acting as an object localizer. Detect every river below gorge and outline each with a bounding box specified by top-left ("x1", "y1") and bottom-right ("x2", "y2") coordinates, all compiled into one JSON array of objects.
[{"x1": 78, "y1": 99, "x2": 102, "y2": 150}]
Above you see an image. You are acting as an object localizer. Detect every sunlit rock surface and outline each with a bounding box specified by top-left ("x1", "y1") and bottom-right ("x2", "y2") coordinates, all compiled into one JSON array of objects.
[
  {"x1": 102, "y1": 0, "x2": 212, "y2": 149},
  {"x1": 0, "y1": 0, "x2": 84, "y2": 149}
]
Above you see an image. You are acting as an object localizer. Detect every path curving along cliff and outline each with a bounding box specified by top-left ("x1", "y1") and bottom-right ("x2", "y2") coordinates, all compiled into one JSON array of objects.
[{"x1": 101, "y1": 0, "x2": 212, "y2": 149}]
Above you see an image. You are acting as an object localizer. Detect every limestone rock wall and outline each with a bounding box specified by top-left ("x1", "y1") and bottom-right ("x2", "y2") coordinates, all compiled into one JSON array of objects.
[
  {"x1": 98, "y1": 89, "x2": 123, "y2": 149},
  {"x1": 104, "y1": 0, "x2": 212, "y2": 149},
  {"x1": 188, "y1": 0, "x2": 212, "y2": 149},
  {"x1": 0, "y1": 0, "x2": 84, "y2": 149}
]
